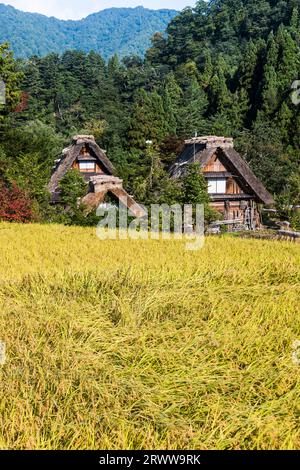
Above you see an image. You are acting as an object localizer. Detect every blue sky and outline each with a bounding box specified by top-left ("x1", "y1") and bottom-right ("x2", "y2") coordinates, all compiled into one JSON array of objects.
[{"x1": 4, "y1": 1, "x2": 195, "y2": 19}]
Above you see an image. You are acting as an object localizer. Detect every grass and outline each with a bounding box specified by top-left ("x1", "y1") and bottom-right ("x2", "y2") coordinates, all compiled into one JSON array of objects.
[{"x1": 0, "y1": 222, "x2": 300, "y2": 450}]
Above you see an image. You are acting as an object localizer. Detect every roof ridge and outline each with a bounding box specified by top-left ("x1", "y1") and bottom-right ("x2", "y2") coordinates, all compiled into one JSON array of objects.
[
  {"x1": 184, "y1": 136, "x2": 234, "y2": 148},
  {"x1": 73, "y1": 135, "x2": 95, "y2": 143}
]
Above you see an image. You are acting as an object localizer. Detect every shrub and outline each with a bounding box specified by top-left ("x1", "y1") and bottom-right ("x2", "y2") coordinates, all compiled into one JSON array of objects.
[{"x1": 291, "y1": 211, "x2": 300, "y2": 231}]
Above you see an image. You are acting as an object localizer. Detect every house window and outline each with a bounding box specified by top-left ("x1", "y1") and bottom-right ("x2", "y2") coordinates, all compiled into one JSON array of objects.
[
  {"x1": 79, "y1": 161, "x2": 96, "y2": 172},
  {"x1": 207, "y1": 178, "x2": 226, "y2": 194}
]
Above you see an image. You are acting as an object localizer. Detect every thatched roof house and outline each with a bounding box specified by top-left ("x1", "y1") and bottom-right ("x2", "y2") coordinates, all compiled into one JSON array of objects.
[
  {"x1": 48, "y1": 135, "x2": 145, "y2": 217},
  {"x1": 170, "y1": 136, "x2": 274, "y2": 229}
]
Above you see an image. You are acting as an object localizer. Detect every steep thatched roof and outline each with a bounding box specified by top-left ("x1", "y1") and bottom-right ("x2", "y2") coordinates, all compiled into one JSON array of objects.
[
  {"x1": 82, "y1": 186, "x2": 146, "y2": 218},
  {"x1": 169, "y1": 136, "x2": 274, "y2": 205},
  {"x1": 48, "y1": 136, "x2": 146, "y2": 217},
  {"x1": 48, "y1": 135, "x2": 115, "y2": 194}
]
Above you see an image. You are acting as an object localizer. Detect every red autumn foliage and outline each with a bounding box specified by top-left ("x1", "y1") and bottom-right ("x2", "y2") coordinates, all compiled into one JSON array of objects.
[{"x1": 0, "y1": 181, "x2": 33, "y2": 223}]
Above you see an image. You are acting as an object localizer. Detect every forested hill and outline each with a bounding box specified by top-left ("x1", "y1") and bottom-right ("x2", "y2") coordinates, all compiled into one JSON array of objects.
[
  {"x1": 148, "y1": 0, "x2": 300, "y2": 67},
  {"x1": 0, "y1": 5, "x2": 178, "y2": 59}
]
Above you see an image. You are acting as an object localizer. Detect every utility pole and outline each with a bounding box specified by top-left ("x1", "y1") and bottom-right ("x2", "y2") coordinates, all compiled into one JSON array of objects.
[
  {"x1": 146, "y1": 140, "x2": 154, "y2": 188},
  {"x1": 193, "y1": 131, "x2": 197, "y2": 163}
]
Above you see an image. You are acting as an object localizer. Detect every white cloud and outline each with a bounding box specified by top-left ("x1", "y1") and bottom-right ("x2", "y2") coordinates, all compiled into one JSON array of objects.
[{"x1": 4, "y1": 1, "x2": 193, "y2": 20}]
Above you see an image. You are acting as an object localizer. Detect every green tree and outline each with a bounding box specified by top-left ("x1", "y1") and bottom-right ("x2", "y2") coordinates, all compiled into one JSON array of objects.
[
  {"x1": 208, "y1": 56, "x2": 232, "y2": 115},
  {"x1": 181, "y1": 163, "x2": 218, "y2": 224},
  {"x1": 128, "y1": 89, "x2": 168, "y2": 149},
  {"x1": 178, "y1": 77, "x2": 208, "y2": 138},
  {"x1": 54, "y1": 169, "x2": 102, "y2": 226},
  {"x1": 276, "y1": 26, "x2": 300, "y2": 96},
  {"x1": 199, "y1": 49, "x2": 213, "y2": 89},
  {"x1": 162, "y1": 73, "x2": 182, "y2": 135},
  {"x1": 58, "y1": 169, "x2": 87, "y2": 207},
  {"x1": 181, "y1": 163, "x2": 210, "y2": 205}
]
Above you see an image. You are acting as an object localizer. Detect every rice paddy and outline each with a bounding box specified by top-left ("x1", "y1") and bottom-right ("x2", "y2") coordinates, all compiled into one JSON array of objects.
[{"x1": 0, "y1": 222, "x2": 300, "y2": 450}]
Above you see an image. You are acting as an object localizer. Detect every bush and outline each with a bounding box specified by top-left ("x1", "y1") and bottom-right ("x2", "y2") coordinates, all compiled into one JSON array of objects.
[
  {"x1": 0, "y1": 180, "x2": 33, "y2": 222},
  {"x1": 181, "y1": 163, "x2": 220, "y2": 225},
  {"x1": 291, "y1": 212, "x2": 300, "y2": 231},
  {"x1": 53, "y1": 170, "x2": 102, "y2": 226}
]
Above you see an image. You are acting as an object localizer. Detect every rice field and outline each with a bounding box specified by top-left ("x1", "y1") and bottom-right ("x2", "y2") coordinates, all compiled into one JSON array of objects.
[{"x1": 0, "y1": 222, "x2": 300, "y2": 450}]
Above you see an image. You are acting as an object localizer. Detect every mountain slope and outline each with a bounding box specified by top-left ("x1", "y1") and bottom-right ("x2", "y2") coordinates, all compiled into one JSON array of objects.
[{"x1": 0, "y1": 5, "x2": 178, "y2": 59}]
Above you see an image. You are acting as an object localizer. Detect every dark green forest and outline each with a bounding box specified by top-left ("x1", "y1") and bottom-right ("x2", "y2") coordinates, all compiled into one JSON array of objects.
[
  {"x1": 0, "y1": 5, "x2": 177, "y2": 60},
  {"x1": 0, "y1": 0, "x2": 300, "y2": 227}
]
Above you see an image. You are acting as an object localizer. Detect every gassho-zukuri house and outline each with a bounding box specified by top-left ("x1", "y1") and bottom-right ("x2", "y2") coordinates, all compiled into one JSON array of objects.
[
  {"x1": 169, "y1": 136, "x2": 274, "y2": 229},
  {"x1": 48, "y1": 134, "x2": 274, "y2": 229},
  {"x1": 48, "y1": 135, "x2": 146, "y2": 218}
]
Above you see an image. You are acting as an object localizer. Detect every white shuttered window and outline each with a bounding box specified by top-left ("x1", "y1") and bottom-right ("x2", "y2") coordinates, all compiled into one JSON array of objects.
[
  {"x1": 207, "y1": 179, "x2": 226, "y2": 194},
  {"x1": 79, "y1": 161, "x2": 95, "y2": 171}
]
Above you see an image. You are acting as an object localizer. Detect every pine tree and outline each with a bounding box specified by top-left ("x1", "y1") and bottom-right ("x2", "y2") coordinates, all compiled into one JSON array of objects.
[
  {"x1": 276, "y1": 101, "x2": 293, "y2": 141},
  {"x1": 199, "y1": 49, "x2": 213, "y2": 89},
  {"x1": 261, "y1": 32, "x2": 280, "y2": 116},
  {"x1": 127, "y1": 90, "x2": 152, "y2": 150},
  {"x1": 148, "y1": 91, "x2": 169, "y2": 143},
  {"x1": 162, "y1": 73, "x2": 182, "y2": 135},
  {"x1": 289, "y1": 6, "x2": 299, "y2": 34},
  {"x1": 276, "y1": 26, "x2": 300, "y2": 96},
  {"x1": 0, "y1": 43, "x2": 23, "y2": 122},
  {"x1": 21, "y1": 57, "x2": 44, "y2": 118},
  {"x1": 128, "y1": 89, "x2": 168, "y2": 149},
  {"x1": 262, "y1": 65, "x2": 279, "y2": 116},
  {"x1": 234, "y1": 39, "x2": 265, "y2": 125},
  {"x1": 208, "y1": 56, "x2": 232, "y2": 115}
]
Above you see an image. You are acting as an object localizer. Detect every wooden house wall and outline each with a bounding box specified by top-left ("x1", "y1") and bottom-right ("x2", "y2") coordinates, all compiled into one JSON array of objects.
[
  {"x1": 203, "y1": 154, "x2": 244, "y2": 196},
  {"x1": 226, "y1": 178, "x2": 243, "y2": 195},
  {"x1": 203, "y1": 155, "x2": 227, "y2": 173},
  {"x1": 211, "y1": 200, "x2": 255, "y2": 222}
]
